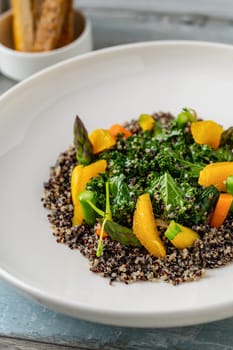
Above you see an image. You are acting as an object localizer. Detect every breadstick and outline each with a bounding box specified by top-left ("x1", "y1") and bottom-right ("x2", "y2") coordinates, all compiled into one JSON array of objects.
[
  {"x1": 33, "y1": 0, "x2": 68, "y2": 52},
  {"x1": 12, "y1": 0, "x2": 34, "y2": 51},
  {"x1": 32, "y1": 0, "x2": 44, "y2": 32},
  {"x1": 57, "y1": 0, "x2": 74, "y2": 47}
]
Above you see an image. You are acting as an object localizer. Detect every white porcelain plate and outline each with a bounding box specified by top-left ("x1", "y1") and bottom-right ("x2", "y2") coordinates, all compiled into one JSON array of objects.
[{"x1": 0, "y1": 41, "x2": 233, "y2": 328}]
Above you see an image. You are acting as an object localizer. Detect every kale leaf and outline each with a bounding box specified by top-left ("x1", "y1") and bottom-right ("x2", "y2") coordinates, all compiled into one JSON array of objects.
[{"x1": 86, "y1": 115, "x2": 231, "y2": 228}]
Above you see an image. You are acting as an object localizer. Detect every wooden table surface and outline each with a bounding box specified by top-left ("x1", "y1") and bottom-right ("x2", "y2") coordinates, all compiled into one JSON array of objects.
[
  {"x1": 0, "y1": 278, "x2": 233, "y2": 350},
  {"x1": 1, "y1": 2, "x2": 233, "y2": 349}
]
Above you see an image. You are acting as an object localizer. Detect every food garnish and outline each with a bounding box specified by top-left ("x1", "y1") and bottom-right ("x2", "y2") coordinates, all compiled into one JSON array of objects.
[
  {"x1": 191, "y1": 120, "x2": 223, "y2": 149},
  {"x1": 71, "y1": 159, "x2": 107, "y2": 225},
  {"x1": 78, "y1": 191, "x2": 97, "y2": 226},
  {"x1": 198, "y1": 162, "x2": 233, "y2": 191},
  {"x1": 133, "y1": 193, "x2": 166, "y2": 258},
  {"x1": 165, "y1": 221, "x2": 200, "y2": 249},
  {"x1": 210, "y1": 193, "x2": 233, "y2": 228},
  {"x1": 88, "y1": 129, "x2": 116, "y2": 154},
  {"x1": 73, "y1": 115, "x2": 93, "y2": 165},
  {"x1": 109, "y1": 124, "x2": 132, "y2": 140},
  {"x1": 176, "y1": 107, "x2": 197, "y2": 128},
  {"x1": 42, "y1": 108, "x2": 233, "y2": 285},
  {"x1": 138, "y1": 114, "x2": 155, "y2": 131}
]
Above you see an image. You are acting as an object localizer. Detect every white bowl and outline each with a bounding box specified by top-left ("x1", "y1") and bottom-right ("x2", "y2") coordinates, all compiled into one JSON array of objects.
[
  {"x1": 0, "y1": 9, "x2": 92, "y2": 81},
  {"x1": 0, "y1": 41, "x2": 233, "y2": 328}
]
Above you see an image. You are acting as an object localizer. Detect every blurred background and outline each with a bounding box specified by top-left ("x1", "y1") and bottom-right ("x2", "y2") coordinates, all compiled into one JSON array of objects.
[
  {"x1": 1, "y1": 0, "x2": 233, "y2": 49},
  {"x1": 1, "y1": 0, "x2": 233, "y2": 86},
  {"x1": 76, "y1": 0, "x2": 233, "y2": 49}
]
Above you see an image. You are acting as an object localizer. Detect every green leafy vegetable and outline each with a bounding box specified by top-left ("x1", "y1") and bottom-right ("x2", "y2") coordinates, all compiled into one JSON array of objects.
[
  {"x1": 192, "y1": 185, "x2": 219, "y2": 224},
  {"x1": 159, "y1": 172, "x2": 184, "y2": 209},
  {"x1": 86, "y1": 111, "x2": 233, "y2": 228},
  {"x1": 109, "y1": 174, "x2": 135, "y2": 225},
  {"x1": 153, "y1": 119, "x2": 164, "y2": 139},
  {"x1": 177, "y1": 158, "x2": 204, "y2": 178},
  {"x1": 104, "y1": 220, "x2": 142, "y2": 247},
  {"x1": 82, "y1": 180, "x2": 140, "y2": 256}
]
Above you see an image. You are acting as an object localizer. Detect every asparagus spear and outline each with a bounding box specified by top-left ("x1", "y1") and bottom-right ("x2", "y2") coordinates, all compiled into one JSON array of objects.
[
  {"x1": 220, "y1": 126, "x2": 233, "y2": 147},
  {"x1": 73, "y1": 116, "x2": 93, "y2": 165}
]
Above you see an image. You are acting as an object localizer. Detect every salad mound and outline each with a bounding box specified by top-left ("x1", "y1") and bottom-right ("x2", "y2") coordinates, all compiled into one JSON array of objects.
[{"x1": 42, "y1": 109, "x2": 233, "y2": 285}]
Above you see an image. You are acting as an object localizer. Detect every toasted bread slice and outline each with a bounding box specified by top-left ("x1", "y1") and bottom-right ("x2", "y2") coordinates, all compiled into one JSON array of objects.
[
  {"x1": 57, "y1": 0, "x2": 74, "y2": 48},
  {"x1": 12, "y1": 0, "x2": 34, "y2": 51},
  {"x1": 33, "y1": 0, "x2": 68, "y2": 51}
]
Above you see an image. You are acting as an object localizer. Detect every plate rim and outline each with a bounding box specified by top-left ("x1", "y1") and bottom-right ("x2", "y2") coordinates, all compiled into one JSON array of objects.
[
  {"x1": 2, "y1": 38, "x2": 233, "y2": 102},
  {"x1": 1, "y1": 39, "x2": 233, "y2": 327}
]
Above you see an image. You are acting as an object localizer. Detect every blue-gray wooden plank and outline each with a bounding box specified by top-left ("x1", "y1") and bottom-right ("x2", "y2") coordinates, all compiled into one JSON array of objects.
[
  {"x1": 0, "y1": 279, "x2": 233, "y2": 350},
  {"x1": 0, "y1": 75, "x2": 16, "y2": 94}
]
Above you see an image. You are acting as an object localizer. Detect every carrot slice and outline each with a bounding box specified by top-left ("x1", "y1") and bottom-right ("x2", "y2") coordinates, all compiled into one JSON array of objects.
[
  {"x1": 95, "y1": 224, "x2": 108, "y2": 238},
  {"x1": 210, "y1": 193, "x2": 233, "y2": 228},
  {"x1": 109, "y1": 124, "x2": 132, "y2": 139}
]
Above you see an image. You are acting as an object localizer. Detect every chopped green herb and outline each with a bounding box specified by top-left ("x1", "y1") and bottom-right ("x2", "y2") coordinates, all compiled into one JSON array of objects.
[{"x1": 86, "y1": 112, "x2": 233, "y2": 228}]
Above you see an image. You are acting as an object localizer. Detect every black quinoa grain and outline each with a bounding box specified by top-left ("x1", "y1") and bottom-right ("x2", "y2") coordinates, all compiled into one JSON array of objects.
[{"x1": 42, "y1": 115, "x2": 233, "y2": 285}]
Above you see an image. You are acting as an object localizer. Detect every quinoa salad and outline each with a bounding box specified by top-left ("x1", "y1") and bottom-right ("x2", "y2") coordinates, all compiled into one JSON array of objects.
[{"x1": 42, "y1": 109, "x2": 233, "y2": 285}]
